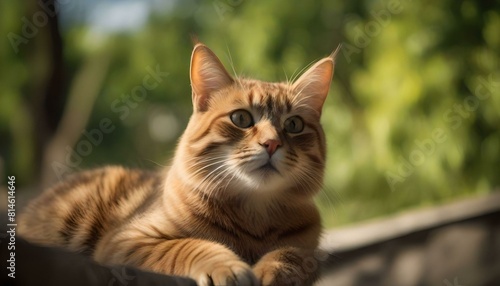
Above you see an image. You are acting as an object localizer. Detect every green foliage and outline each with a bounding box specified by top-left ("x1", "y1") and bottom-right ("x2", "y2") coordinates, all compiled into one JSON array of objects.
[{"x1": 2, "y1": 0, "x2": 499, "y2": 226}]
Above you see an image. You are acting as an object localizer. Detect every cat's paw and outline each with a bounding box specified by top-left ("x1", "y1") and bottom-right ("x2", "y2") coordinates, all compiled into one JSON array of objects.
[
  {"x1": 253, "y1": 260, "x2": 291, "y2": 286},
  {"x1": 193, "y1": 258, "x2": 258, "y2": 286},
  {"x1": 253, "y1": 258, "x2": 315, "y2": 286}
]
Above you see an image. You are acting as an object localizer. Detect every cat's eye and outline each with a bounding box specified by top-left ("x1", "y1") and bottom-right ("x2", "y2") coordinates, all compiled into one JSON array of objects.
[
  {"x1": 230, "y1": 110, "x2": 254, "y2": 128},
  {"x1": 284, "y1": 116, "x2": 304, "y2": 133}
]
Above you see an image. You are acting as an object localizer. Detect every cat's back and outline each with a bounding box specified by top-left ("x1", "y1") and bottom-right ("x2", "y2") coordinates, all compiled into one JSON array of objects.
[{"x1": 19, "y1": 166, "x2": 163, "y2": 253}]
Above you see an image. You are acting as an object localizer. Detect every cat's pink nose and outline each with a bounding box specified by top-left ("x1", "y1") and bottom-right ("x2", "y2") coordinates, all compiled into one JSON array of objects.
[{"x1": 262, "y1": 139, "x2": 282, "y2": 156}]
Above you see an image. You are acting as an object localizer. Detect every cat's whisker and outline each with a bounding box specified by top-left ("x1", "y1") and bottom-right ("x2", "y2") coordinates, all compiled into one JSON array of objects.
[
  {"x1": 225, "y1": 45, "x2": 239, "y2": 80},
  {"x1": 144, "y1": 159, "x2": 168, "y2": 167},
  {"x1": 318, "y1": 185, "x2": 341, "y2": 218},
  {"x1": 283, "y1": 67, "x2": 291, "y2": 86},
  {"x1": 291, "y1": 88, "x2": 315, "y2": 106},
  {"x1": 222, "y1": 169, "x2": 239, "y2": 192},
  {"x1": 184, "y1": 154, "x2": 228, "y2": 164},
  {"x1": 203, "y1": 166, "x2": 233, "y2": 197},
  {"x1": 290, "y1": 168, "x2": 324, "y2": 193},
  {"x1": 179, "y1": 156, "x2": 231, "y2": 192},
  {"x1": 185, "y1": 156, "x2": 227, "y2": 167},
  {"x1": 290, "y1": 58, "x2": 319, "y2": 84},
  {"x1": 192, "y1": 162, "x2": 231, "y2": 193},
  {"x1": 185, "y1": 159, "x2": 228, "y2": 178},
  {"x1": 184, "y1": 155, "x2": 228, "y2": 167},
  {"x1": 212, "y1": 166, "x2": 236, "y2": 195}
]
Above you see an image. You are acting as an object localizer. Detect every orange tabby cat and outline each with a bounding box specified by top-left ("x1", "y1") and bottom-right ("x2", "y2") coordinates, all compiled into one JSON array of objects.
[{"x1": 19, "y1": 43, "x2": 338, "y2": 286}]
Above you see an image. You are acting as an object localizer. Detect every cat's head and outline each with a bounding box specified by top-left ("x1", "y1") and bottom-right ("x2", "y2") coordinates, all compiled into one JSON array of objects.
[{"x1": 175, "y1": 44, "x2": 337, "y2": 199}]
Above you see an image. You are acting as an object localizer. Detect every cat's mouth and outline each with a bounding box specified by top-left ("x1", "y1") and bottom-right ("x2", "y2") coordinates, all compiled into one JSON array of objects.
[{"x1": 254, "y1": 162, "x2": 280, "y2": 175}]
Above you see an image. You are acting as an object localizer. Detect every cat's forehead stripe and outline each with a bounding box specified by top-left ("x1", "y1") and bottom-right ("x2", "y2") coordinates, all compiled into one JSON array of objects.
[
  {"x1": 240, "y1": 81, "x2": 292, "y2": 118},
  {"x1": 248, "y1": 90, "x2": 254, "y2": 106}
]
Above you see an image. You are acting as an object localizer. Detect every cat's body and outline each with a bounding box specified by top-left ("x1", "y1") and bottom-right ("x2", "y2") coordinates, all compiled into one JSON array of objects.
[{"x1": 19, "y1": 44, "x2": 337, "y2": 286}]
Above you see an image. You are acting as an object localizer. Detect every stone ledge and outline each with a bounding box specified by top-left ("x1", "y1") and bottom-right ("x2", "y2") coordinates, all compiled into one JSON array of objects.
[{"x1": 320, "y1": 191, "x2": 500, "y2": 252}]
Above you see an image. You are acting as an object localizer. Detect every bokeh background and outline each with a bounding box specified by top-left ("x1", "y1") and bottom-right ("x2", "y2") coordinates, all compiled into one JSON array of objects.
[{"x1": 1, "y1": 0, "x2": 499, "y2": 229}]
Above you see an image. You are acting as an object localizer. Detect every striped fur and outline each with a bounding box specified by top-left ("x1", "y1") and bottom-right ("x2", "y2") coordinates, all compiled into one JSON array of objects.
[{"x1": 19, "y1": 44, "x2": 337, "y2": 286}]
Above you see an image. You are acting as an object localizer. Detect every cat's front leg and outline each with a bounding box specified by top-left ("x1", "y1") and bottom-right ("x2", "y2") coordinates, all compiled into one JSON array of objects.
[
  {"x1": 95, "y1": 235, "x2": 258, "y2": 286},
  {"x1": 252, "y1": 247, "x2": 320, "y2": 286}
]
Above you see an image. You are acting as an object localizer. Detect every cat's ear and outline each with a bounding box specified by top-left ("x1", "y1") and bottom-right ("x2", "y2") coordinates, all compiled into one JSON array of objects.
[
  {"x1": 292, "y1": 46, "x2": 340, "y2": 115},
  {"x1": 190, "y1": 44, "x2": 233, "y2": 112}
]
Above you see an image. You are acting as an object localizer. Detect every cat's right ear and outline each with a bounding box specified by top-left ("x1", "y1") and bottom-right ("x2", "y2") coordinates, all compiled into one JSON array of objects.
[
  {"x1": 292, "y1": 45, "x2": 340, "y2": 115},
  {"x1": 190, "y1": 44, "x2": 234, "y2": 112}
]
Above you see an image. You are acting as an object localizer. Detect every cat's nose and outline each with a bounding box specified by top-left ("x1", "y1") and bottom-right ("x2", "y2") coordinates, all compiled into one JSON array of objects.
[{"x1": 261, "y1": 139, "x2": 282, "y2": 156}]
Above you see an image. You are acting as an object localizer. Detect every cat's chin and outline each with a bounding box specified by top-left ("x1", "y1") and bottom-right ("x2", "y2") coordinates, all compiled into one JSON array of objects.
[
  {"x1": 236, "y1": 166, "x2": 290, "y2": 194},
  {"x1": 252, "y1": 162, "x2": 280, "y2": 175}
]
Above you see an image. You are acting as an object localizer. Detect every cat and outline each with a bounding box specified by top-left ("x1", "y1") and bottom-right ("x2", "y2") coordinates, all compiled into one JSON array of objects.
[{"x1": 19, "y1": 43, "x2": 338, "y2": 286}]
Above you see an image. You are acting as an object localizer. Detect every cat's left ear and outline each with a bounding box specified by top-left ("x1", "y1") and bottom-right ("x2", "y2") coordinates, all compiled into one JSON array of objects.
[
  {"x1": 292, "y1": 46, "x2": 340, "y2": 115},
  {"x1": 190, "y1": 44, "x2": 234, "y2": 112}
]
